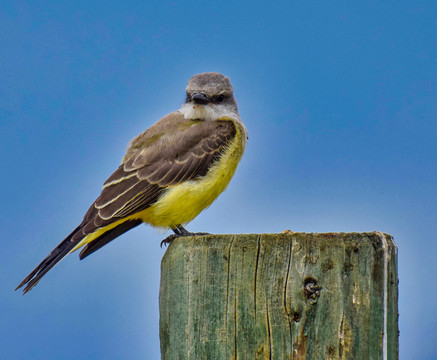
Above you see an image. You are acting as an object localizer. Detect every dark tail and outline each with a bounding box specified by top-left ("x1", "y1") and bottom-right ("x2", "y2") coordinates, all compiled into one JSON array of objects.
[
  {"x1": 16, "y1": 225, "x2": 84, "y2": 294},
  {"x1": 16, "y1": 219, "x2": 142, "y2": 294}
]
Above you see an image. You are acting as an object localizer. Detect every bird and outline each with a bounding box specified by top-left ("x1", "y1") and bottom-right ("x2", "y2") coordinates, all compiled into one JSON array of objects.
[{"x1": 16, "y1": 72, "x2": 247, "y2": 294}]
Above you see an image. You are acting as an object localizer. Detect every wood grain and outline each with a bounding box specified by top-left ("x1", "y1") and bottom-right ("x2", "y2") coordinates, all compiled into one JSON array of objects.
[{"x1": 159, "y1": 232, "x2": 398, "y2": 360}]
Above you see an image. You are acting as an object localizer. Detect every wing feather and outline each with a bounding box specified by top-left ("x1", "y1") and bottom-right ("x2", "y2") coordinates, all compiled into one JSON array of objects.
[{"x1": 95, "y1": 175, "x2": 140, "y2": 209}]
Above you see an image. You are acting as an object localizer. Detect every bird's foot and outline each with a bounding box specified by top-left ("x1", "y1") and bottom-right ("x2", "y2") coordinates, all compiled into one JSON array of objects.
[
  {"x1": 160, "y1": 225, "x2": 210, "y2": 248},
  {"x1": 160, "y1": 234, "x2": 179, "y2": 248}
]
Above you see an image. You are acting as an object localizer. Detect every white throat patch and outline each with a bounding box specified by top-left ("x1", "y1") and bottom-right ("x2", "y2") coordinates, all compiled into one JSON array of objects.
[{"x1": 179, "y1": 103, "x2": 238, "y2": 121}]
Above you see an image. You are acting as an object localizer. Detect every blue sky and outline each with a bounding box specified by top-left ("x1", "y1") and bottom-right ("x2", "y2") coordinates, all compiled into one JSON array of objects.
[{"x1": 1, "y1": 1, "x2": 436, "y2": 359}]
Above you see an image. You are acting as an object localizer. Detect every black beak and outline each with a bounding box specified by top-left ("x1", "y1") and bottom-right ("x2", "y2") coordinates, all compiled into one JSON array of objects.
[{"x1": 191, "y1": 93, "x2": 210, "y2": 105}]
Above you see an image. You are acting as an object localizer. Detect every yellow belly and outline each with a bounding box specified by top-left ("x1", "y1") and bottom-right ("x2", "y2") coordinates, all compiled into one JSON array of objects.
[{"x1": 139, "y1": 119, "x2": 246, "y2": 228}]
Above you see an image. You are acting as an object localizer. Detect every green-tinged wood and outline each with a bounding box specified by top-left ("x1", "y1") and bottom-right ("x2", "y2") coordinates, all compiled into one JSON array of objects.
[{"x1": 159, "y1": 232, "x2": 398, "y2": 360}]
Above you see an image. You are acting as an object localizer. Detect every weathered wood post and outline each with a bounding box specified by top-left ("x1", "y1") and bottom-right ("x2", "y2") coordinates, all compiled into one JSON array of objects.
[{"x1": 159, "y1": 232, "x2": 398, "y2": 359}]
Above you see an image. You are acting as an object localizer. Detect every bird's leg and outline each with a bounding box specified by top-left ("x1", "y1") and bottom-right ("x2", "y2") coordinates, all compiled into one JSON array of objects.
[{"x1": 160, "y1": 225, "x2": 210, "y2": 247}]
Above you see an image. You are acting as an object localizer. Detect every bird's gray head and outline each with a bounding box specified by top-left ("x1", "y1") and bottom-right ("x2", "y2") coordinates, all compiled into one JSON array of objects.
[{"x1": 184, "y1": 73, "x2": 238, "y2": 116}]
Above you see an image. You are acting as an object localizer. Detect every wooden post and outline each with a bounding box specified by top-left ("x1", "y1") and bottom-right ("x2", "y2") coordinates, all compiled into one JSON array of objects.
[{"x1": 159, "y1": 232, "x2": 398, "y2": 359}]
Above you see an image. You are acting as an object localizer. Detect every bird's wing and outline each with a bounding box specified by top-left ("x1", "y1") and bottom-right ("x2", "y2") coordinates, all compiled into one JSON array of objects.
[{"x1": 72, "y1": 112, "x2": 237, "y2": 242}]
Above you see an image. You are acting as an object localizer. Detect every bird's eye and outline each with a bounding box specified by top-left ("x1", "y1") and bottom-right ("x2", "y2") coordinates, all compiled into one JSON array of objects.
[{"x1": 215, "y1": 94, "x2": 225, "y2": 104}]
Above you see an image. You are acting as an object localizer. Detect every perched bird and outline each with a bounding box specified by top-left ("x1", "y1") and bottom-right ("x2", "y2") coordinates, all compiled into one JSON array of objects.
[{"x1": 16, "y1": 72, "x2": 247, "y2": 294}]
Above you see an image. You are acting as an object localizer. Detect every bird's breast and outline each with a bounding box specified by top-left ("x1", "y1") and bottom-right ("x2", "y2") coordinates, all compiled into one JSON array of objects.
[{"x1": 138, "y1": 119, "x2": 247, "y2": 228}]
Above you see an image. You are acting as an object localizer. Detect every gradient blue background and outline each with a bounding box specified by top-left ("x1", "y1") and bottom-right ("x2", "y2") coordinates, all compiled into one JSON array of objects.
[{"x1": 1, "y1": 1, "x2": 436, "y2": 359}]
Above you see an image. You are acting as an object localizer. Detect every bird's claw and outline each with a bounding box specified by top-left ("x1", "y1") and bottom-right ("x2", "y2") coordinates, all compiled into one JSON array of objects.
[{"x1": 160, "y1": 234, "x2": 177, "y2": 248}]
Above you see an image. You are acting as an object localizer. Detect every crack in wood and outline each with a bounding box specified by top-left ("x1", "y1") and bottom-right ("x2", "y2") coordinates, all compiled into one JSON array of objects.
[
  {"x1": 234, "y1": 280, "x2": 238, "y2": 360},
  {"x1": 225, "y1": 235, "x2": 234, "y2": 331},
  {"x1": 283, "y1": 240, "x2": 293, "y2": 317},
  {"x1": 266, "y1": 297, "x2": 273, "y2": 360},
  {"x1": 339, "y1": 314, "x2": 344, "y2": 359},
  {"x1": 254, "y1": 235, "x2": 261, "y2": 320}
]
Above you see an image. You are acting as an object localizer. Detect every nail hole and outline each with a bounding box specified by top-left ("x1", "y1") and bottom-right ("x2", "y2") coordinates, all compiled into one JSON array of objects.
[{"x1": 293, "y1": 312, "x2": 301, "y2": 322}]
